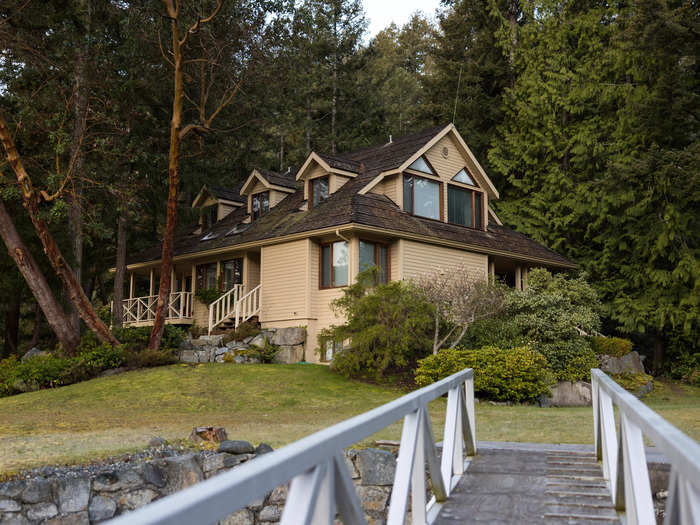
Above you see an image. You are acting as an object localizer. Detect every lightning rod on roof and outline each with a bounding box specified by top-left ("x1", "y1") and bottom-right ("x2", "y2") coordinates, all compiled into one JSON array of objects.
[{"x1": 453, "y1": 63, "x2": 463, "y2": 124}]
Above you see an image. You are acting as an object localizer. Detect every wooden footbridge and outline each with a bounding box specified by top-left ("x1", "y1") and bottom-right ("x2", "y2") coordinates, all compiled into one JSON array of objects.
[{"x1": 109, "y1": 369, "x2": 700, "y2": 525}]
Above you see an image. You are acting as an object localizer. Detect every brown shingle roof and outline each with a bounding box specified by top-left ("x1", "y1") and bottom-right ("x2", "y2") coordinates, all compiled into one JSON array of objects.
[
  {"x1": 256, "y1": 168, "x2": 298, "y2": 189},
  {"x1": 209, "y1": 184, "x2": 245, "y2": 204}
]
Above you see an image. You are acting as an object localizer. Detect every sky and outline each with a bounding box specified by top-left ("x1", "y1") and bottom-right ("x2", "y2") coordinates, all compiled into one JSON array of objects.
[{"x1": 363, "y1": 0, "x2": 442, "y2": 38}]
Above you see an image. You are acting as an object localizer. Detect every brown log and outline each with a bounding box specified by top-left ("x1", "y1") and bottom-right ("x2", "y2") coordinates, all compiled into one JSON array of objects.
[
  {"x1": 0, "y1": 199, "x2": 81, "y2": 352},
  {"x1": 0, "y1": 111, "x2": 119, "y2": 348}
]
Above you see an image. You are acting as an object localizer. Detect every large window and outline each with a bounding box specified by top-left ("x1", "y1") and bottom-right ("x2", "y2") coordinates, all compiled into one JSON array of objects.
[
  {"x1": 359, "y1": 240, "x2": 389, "y2": 284},
  {"x1": 310, "y1": 176, "x2": 329, "y2": 207},
  {"x1": 448, "y1": 185, "x2": 483, "y2": 228},
  {"x1": 221, "y1": 258, "x2": 243, "y2": 290},
  {"x1": 403, "y1": 174, "x2": 441, "y2": 220},
  {"x1": 196, "y1": 263, "x2": 218, "y2": 290},
  {"x1": 252, "y1": 191, "x2": 269, "y2": 220},
  {"x1": 320, "y1": 241, "x2": 349, "y2": 288}
]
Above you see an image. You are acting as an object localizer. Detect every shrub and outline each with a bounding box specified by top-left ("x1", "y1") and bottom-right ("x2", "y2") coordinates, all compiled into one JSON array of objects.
[
  {"x1": 124, "y1": 347, "x2": 177, "y2": 368},
  {"x1": 612, "y1": 372, "x2": 654, "y2": 393},
  {"x1": 667, "y1": 351, "x2": 700, "y2": 387},
  {"x1": 415, "y1": 346, "x2": 553, "y2": 402},
  {"x1": 591, "y1": 336, "x2": 633, "y2": 357},
  {"x1": 321, "y1": 273, "x2": 433, "y2": 381},
  {"x1": 248, "y1": 338, "x2": 280, "y2": 364},
  {"x1": 111, "y1": 325, "x2": 185, "y2": 351},
  {"x1": 0, "y1": 354, "x2": 70, "y2": 395},
  {"x1": 195, "y1": 288, "x2": 222, "y2": 306},
  {"x1": 223, "y1": 321, "x2": 261, "y2": 344},
  {"x1": 538, "y1": 340, "x2": 599, "y2": 382}
]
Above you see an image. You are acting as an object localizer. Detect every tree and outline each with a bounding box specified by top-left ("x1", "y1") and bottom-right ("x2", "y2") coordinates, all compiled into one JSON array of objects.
[{"x1": 413, "y1": 265, "x2": 505, "y2": 354}]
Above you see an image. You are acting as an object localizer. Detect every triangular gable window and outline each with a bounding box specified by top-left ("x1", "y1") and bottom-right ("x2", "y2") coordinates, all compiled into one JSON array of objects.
[
  {"x1": 453, "y1": 168, "x2": 475, "y2": 186},
  {"x1": 408, "y1": 156, "x2": 434, "y2": 175}
]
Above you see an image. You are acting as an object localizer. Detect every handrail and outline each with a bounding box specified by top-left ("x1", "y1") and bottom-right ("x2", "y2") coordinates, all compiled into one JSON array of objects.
[
  {"x1": 234, "y1": 284, "x2": 261, "y2": 329},
  {"x1": 108, "y1": 367, "x2": 476, "y2": 525},
  {"x1": 208, "y1": 284, "x2": 243, "y2": 334},
  {"x1": 123, "y1": 292, "x2": 193, "y2": 325},
  {"x1": 592, "y1": 368, "x2": 700, "y2": 525}
]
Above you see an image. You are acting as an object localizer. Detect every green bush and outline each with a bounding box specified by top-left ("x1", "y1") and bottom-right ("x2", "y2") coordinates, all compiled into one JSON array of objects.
[
  {"x1": 538, "y1": 340, "x2": 599, "y2": 382},
  {"x1": 667, "y1": 351, "x2": 700, "y2": 386},
  {"x1": 124, "y1": 347, "x2": 177, "y2": 368},
  {"x1": 248, "y1": 338, "x2": 280, "y2": 364},
  {"x1": 195, "y1": 288, "x2": 222, "y2": 306},
  {"x1": 591, "y1": 336, "x2": 633, "y2": 357},
  {"x1": 223, "y1": 321, "x2": 261, "y2": 343},
  {"x1": 415, "y1": 346, "x2": 553, "y2": 402},
  {"x1": 111, "y1": 325, "x2": 185, "y2": 350},
  {"x1": 0, "y1": 354, "x2": 70, "y2": 395},
  {"x1": 612, "y1": 372, "x2": 654, "y2": 393},
  {"x1": 321, "y1": 274, "x2": 433, "y2": 381}
]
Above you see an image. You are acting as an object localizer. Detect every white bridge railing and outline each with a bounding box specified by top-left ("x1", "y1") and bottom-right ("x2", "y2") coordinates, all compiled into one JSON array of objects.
[
  {"x1": 592, "y1": 368, "x2": 700, "y2": 525},
  {"x1": 123, "y1": 292, "x2": 193, "y2": 325},
  {"x1": 108, "y1": 368, "x2": 476, "y2": 525}
]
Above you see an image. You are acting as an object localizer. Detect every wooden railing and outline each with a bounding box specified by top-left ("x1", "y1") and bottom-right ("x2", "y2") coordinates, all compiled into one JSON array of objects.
[
  {"x1": 233, "y1": 284, "x2": 261, "y2": 329},
  {"x1": 123, "y1": 292, "x2": 193, "y2": 325},
  {"x1": 208, "y1": 284, "x2": 243, "y2": 334}
]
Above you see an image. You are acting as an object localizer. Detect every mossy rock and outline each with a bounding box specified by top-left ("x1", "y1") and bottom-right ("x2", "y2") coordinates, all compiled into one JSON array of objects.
[{"x1": 612, "y1": 373, "x2": 654, "y2": 397}]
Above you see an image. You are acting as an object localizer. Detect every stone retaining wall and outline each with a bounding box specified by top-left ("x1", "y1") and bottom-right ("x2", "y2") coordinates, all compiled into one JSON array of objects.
[{"x1": 0, "y1": 446, "x2": 397, "y2": 525}]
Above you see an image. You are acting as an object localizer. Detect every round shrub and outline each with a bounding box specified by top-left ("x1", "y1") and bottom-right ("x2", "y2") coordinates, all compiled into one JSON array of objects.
[
  {"x1": 590, "y1": 336, "x2": 633, "y2": 357},
  {"x1": 538, "y1": 339, "x2": 599, "y2": 382},
  {"x1": 415, "y1": 346, "x2": 554, "y2": 402}
]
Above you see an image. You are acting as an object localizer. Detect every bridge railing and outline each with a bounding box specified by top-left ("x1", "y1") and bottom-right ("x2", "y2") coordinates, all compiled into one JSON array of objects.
[
  {"x1": 592, "y1": 368, "x2": 700, "y2": 525},
  {"x1": 108, "y1": 368, "x2": 476, "y2": 525}
]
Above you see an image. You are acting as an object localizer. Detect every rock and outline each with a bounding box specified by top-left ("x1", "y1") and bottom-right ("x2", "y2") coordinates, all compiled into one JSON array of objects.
[
  {"x1": 99, "y1": 367, "x2": 128, "y2": 378},
  {"x1": 242, "y1": 336, "x2": 254, "y2": 344},
  {"x1": 636, "y1": 380, "x2": 654, "y2": 398},
  {"x1": 344, "y1": 450, "x2": 360, "y2": 479},
  {"x1": 226, "y1": 342, "x2": 250, "y2": 350},
  {"x1": 0, "y1": 499, "x2": 21, "y2": 512},
  {"x1": 44, "y1": 511, "x2": 89, "y2": 524},
  {"x1": 247, "y1": 497, "x2": 265, "y2": 511},
  {"x1": 255, "y1": 443, "x2": 274, "y2": 456},
  {"x1": 273, "y1": 345, "x2": 304, "y2": 364},
  {"x1": 189, "y1": 426, "x2": 228, "y2": 444},
  {"x1": 215, "y1": 347, "x2": 229, "y2": 357},
  {"x1": 219, "y1": 509, "x2": 254, "y2": 525},
  {"x1": 148, "y1": 436, "x2": 167, "y2": 448},
  {"x1": 258, "y1": 505, "x2": 282, "y2": 522},
  {"x1": 118, "y1": 488, "x2": 156, "y2": 510},
  {"x1": 57, "y1": 478, "x2": 90, "y2": 513},
  {"x1": 248, "y1": 333, "x2": 267, "y2": 347},
  {"x1": 0, "y1": 482, "x2": 24, "y2": 499},
  {"x1": 20, "y1": 478, "x2": 51, "y2": 503},
  {"x1": 88, "y1": 495, "x2": 117, "y2": 522},
  {"x1": 26, "y1": 502, "x2": 58, "y2": 521},
  {"x1": 656, "y1": 490, "x2": 668, "y2": 500},
  {"x1": 223, "y1": 455, "x2": 247, "y2": 469},
  {"x1": 598, "y1": 351, "x2": 645, "y2": 375},
  {"x1": 179, "y1": 350, "x2": 198, "y2": 363},
  {"x1": 140, "y1": 462, "x2": 167, "y2": 488},
  {"x1": 356, "y1": 486, "x2": 390, "y2": 512},
  {"x1": 271, "y1": 327, "x2": 305, "y2": 347},
  {"x1": 192, "y1": 335, "x2": 224, "y2": 347},
  {"x1": 218, "y1": 440, "x2": 254, "y2": 454},
  {"x1": 0, "y1": 513, "x2": 30, "y2": 525},
  {"x1": 164, "y1": 454, "x2": 203, "y2": 491},
  {"x1": 549, "y1": 381, "x2": 592, "y2": 407},
  {"x1": 202, "y1": 453, "x2": 229, "y2": 474},
  {"x1": 355, "y1": 449, "x2": 396, "y2": 486},
  {"x1": 198, "y1": 349, "x2": 214, "y2": 363},
  {"x1": 21, "y1": 347, "x2": 48, "y2": 361},
  {"x1": 93, "y1": 469, "x2": 143, "y2": 492},
  {"x1": 268, "y1": 485, "x2": 288, "y2": 504}
]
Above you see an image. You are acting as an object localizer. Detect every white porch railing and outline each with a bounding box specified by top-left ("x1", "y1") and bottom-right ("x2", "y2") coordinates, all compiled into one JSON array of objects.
[
  {"x1": 592, "y1": 368, "x2": 700, "y2": 525},
  {"x1": 123, "y1": 292, "x2": 193, "y2": 325},
  {"x1": 107, "y1": 367, "x2": 476, "y2": 525},
  {"x1": 234, "y1": 284, "x2": 261, "y2": 330},
  {"x1": 208, "y1": 284, "x2": 243, "y2": 334}
]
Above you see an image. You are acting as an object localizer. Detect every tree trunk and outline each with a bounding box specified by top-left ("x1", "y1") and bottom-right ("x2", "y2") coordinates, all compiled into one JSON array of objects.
[
  {"x1": 305, "y1": 97, "x2": 311, "y2": 154},
  {"x1": 331, "y1": 14, "x2": 338, "y2": 154},
  {"x1": 149, "y1": 8, "x2": 184, "y2": 350},
  {"x1": 112, "y1": 211, "x2": 127, "y2": 328},
  {"x1": 3, "y1": 285, "x2": 21, "y2": 357},
  {"x1": 0, "y1": 112, "x2": 118, "y2": 348},
  {"x1": 0, "y1": 199, "x2": 81, "y2": 352}
]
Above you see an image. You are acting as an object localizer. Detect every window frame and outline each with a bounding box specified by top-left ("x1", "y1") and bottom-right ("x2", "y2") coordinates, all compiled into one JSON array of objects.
[
  {"x1": 359, "y1": 239, "x2": 391, "y2": 284},
  {"x1": 403, "y1": 173, "x2": 443, "y2": 221},
  {"x1": 251, "y1": 191, "x2": 270, "y2": 220},
  {"x1": 447, "y1": 183, "x2": 484, "y2": 229},
  {"x1": 221, "y1": 258, "x2": 244, "y2": 290},
  {"x1": 319, "y1": 240, "x2": 349, "y2": 289},
  {"x1": 309, "y1": 176, "x2": 330, "y2": 208},
  {"x1": 196, "y1": 262, "x2": 218, "y2": 291},
  {"x1": 406, "y1": 155, "x2": 437, "y2": 176}
]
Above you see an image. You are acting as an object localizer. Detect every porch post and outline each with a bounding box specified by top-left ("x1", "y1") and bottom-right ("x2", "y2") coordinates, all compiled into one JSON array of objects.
[
  {"x1": 488, "y1": 260, "x2": 495, "y2": 283},
  {"x1": 522, "y1": 266, "x2": 529, "y2": 290},
  {"x1": 170, "y1": 267, "x2": 176, "y2": 294},
  {"x1": 149, "y1": 269, "x2": 154, "y2": 296},
  {"x1": 515, "y1": 265, "x2": 522, "y2": 291},
  {"x1": 191, "y1": 265, "x2": 197, "y2": 293},
  {"x1": 129, "y1": 273, "x2": 134, "y2": 299},
  {"x1": 216, "y1": 261, "x2": 221, "y2": 289}
]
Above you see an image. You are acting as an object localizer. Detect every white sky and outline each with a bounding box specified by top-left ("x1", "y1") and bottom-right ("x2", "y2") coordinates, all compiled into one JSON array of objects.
[{"x1": 363, "y1": 0, "x2": 442, "y2": 38}]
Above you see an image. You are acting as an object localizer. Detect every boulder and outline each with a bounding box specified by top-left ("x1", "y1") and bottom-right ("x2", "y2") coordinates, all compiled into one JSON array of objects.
[
  {"x1": 26, "y1": 502, "x2": 58, "y2": 521},
  {"x1": 164, "y1": 454, "x2": 203, "y2": 491},
  {"x1": 258, "y1": 505, "x2": 282, "y2": 522},
  {"x1": 598, "y1": 351, "x2": 645, "y2": 375},
  {"x1": 226, "y1": 342, "x2": 250, "y2": 351},
  {"x1": 354, "y1": 449, "x2": 396, "y2": 486},
  {"x1": 20, "y1": 478, "x2": 51, "y2": 503},
  {"x1": 255, "y1": 443, "x2": 274, "y2": 456},
  {"x1": 0, "y1": 499, "x2": 21, "y2": 512},
  {"x1": 0, "y1": 513, "x2": 31, "y2": 525},
  {"x1": 273, "y1": 345, "x2": 304, "y2": 364},
  {"x1": 179, "y1": 350, "x2": 198, "y2": 363},
  {"x1": 271, "y1": 327, "x2": 305, "y2": 347},
  {"x1": 140, "y1": 462, "x2": 167, "y2": 488},
  {"x1": 636, "y1": 379, "x2": 654, "y2": 398},
  {"x1": 192, "y1": 335, "x2": 225, "y2": 347},
  {"x1": 218, "y1": 440, "x2": 254, "y2": 455},
  {"x1": 118, "y1": 489, "x2": 156, "y2": 510},
  {"x1": 248, "y1": 334, "x2": 267, "y2": 347},
  {"x1": 88, "y1": 495, "x2": 117, "y2": 522},
  {"x1": 21, "y1": 347, "x2": 48, "y2": 361},
  {"x1": 148, "y1": 436, "x2": 167, "y2": 448},
  {"x1": 0, "y1": 481, "x2": 24, "y2": 499},
  {"x1": 201, "y1": 453, "x2": 229, "y2": 474},
  {"x1": 189, "y1": 426, "x2": 228, "y2": 444},
  {"x1": 356, "y1": 486, "x2": 390, "y2": 512},
  {"x1": 44, "y1": 512, "x2": 90, "y2": 525},
  {"x1": 549, "y1": 381, "x2": 592, "y2": 407},
  {"x1": 219, "y1": 509, "x2": 254, "y2": 525},
  {"x1": 57, "y1": 478, "x2": 90, "y2": 514},
  {"x1": 93, "y1": 469, "x2": 143, "y2": 492}
]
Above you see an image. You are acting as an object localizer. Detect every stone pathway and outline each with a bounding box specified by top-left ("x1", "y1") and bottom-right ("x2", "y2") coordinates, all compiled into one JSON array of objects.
[{"x1": 435, "y1": 443, "x2": 619, "y2": 524}]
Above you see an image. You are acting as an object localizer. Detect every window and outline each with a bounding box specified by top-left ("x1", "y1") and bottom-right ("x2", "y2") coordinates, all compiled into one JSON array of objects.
[
  {"x1": 448, "y1": 185, "x2": 483, "y2": 228},
  {"x1": 403, "y1": 174, "x2": 441, "y2": 220},
  {"x1": 359, "y1": 240, "x2": 389, "y2": 284},
  {"x1": 196, "y1": 263, "x2": 218, "y2": 290},
  {"x1": 252, "y1": 191, "x2": 269, "y2": 220},
  {"x1": 201, "y1": 205, "x2": 218, "y2": 229},
  {"x1": 322, "y1": 340, "x2": 343, "y2": 362},
  {"x1": 320, "y1": 241, "x2": 349, "y2": 288},
  {"x1": 452, "y1": 168, "x2": 475, "y2": 186},
  {"x1": 407, "y1": 156, "x2": 435, "y2": 175},
  {"x1": 221, "y1": 258, "x2": 243, "y2": 290},
  {"x1": 310, "y1": 176, "x2": 329, "y2": 207}
]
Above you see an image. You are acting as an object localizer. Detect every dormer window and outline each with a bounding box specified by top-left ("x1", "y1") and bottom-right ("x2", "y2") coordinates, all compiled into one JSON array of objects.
[
  {"x1": 448, "y1": 185, "x2": 483, "y2": 229},
  {"x1": 453, "y1": 168, "x2": 475, "y2": 186},
  {"x1": 201, "y1": 205, "x2": 218, "y2": 229},
  {"x1": 407, "y1": 156, "x2": 435, "y2": 175},
  {"x1": 403, "y1": 174, "x2": 441, "y2": 220},
  {"x1": 310, "y1": 176, "x2": 329, "y2": 207},
  {"x1": 252, "y1": 191, "x2": 269, "y2": 220}
]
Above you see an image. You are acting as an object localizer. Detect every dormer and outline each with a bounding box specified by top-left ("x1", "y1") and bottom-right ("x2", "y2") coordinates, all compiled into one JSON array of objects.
[
  {"x1": 191, "y1": 184, "x2": 245, "y2": 231},
  {"x1": 296, "y1": 152, "x2": 361, "y2": 208},
  {"x1": 240, "y1": 168, "x2": 296, "y2": 219}
]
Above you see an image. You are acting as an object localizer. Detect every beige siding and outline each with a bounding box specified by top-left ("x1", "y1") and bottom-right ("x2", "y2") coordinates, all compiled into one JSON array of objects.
[
  {"x1": 218, "y1": 203, "x2": 236, "y2": 220},
  {"x1": 303, "y1": 164, "x2": 328, "y2": 200},
  {"x1": 401, "y1": 240, "x2": 488, "y2": 281},
  {"x1": 331, "y1": 174, "x2": 351, "y2": 193},
  {"x1": 270, "y1": 189, "x2": 287, "y2": 207},
  {"x1": 244, "y1": 252, "x2": 261, "y2": 289},
  {"x1": 260, "y1": 240, "x2": 309, "y2": 323},
  {"x1": 371, "y1": 175, "x2": 399, "y2": 205},
  {"x1": 192, "y1": 299, "x2": 208, "y2": 328}
]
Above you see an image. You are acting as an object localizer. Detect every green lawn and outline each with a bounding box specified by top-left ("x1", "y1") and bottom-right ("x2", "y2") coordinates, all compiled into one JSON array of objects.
[{"x1": 0, "y1": 363, "x2": 698, "y2": 474}]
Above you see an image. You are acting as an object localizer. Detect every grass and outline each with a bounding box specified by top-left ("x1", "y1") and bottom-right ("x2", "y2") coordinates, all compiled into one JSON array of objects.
[{"x1": 0, "y1": 363, "x2": 698, "y2": 474}]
